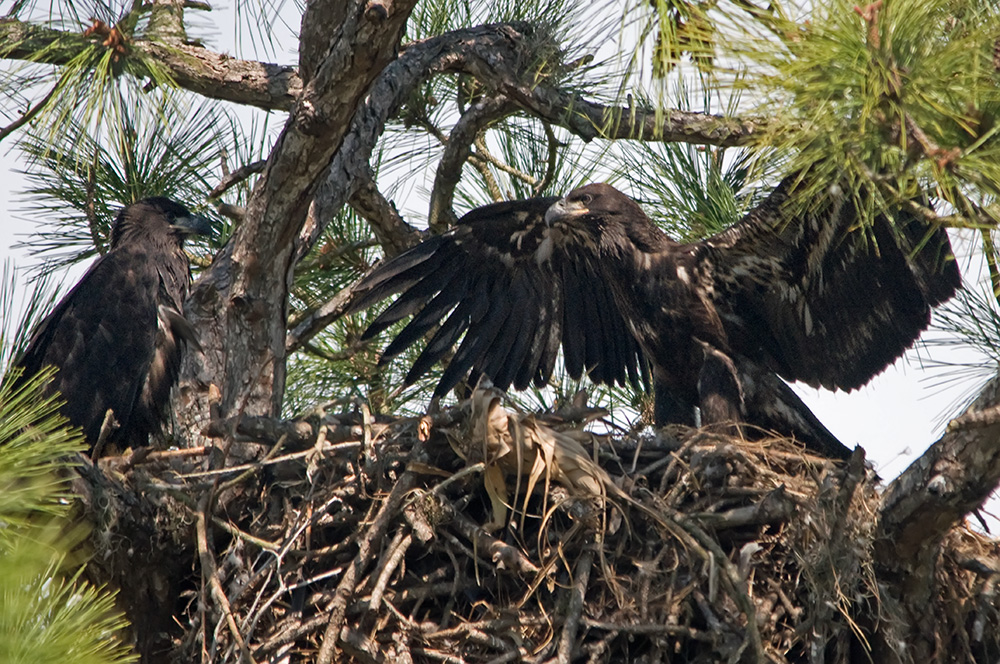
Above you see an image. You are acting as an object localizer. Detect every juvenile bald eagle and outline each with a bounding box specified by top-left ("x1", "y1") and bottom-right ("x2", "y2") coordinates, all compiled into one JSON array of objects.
[
  {"x1": 346, "y1": 177, "x2": 960, "y2": 459},
  {"x1": 15, "y1": 198, "x2": 211, "y2": 455}
]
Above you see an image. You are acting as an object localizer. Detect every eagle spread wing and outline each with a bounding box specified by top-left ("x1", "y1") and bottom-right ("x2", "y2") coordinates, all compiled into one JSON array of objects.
[
  {"x1": 348, "y1": 197, "x2": 648, "y2": 396},
  {"x1": 703, "y1": 177, "x2": 961, "y2": 391},
  {"x1": 15, "y1": 198, "x2": 209, "y2": 454},
  {"x1": 346, "y1": 177, "x2": 960, "y2": 460}
]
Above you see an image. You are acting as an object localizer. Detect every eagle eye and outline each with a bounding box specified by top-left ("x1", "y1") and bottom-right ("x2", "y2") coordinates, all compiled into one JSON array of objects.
[{"x1": 576, "y1": 193, "x2": 594, "y2": 206}]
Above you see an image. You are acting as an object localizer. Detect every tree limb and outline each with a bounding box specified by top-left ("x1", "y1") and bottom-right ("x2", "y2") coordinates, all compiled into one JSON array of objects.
[
  {"x1": 1, "y1": 18, "x2": 766, "y2": 140},
  {"x1": 875, "y1": 372, "x2": 1000, "y2": 660},
  {"x1": 0, "y1": 18, "x2": 303, "y2": 111},
  {"x1": 428, "y1": 95, "x2": 516, "y2": 231},
  {"x1": 348, "y1": 167, "x2": 422, "y2": 256}
]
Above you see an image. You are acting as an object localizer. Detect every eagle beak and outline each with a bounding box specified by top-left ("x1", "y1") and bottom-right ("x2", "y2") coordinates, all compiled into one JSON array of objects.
[
  {"x1": 544, "y1": 197, "x2": 589, "y2": 225},
  {"x1": 173, "y1": 213, "x2": 213, "y2": 236}
]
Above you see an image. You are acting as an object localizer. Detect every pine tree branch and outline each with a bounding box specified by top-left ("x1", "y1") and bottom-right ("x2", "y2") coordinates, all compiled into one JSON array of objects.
[
  {"x1": 0, "y1": 18, "x2": 765, "y2": 141},
  {"x1": 0, "y1": 18, "x2": 302, "y2": 111}
]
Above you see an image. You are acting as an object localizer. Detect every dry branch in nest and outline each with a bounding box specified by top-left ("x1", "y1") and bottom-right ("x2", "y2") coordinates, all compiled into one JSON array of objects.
[{"x1": 80, "y1": 389, "x2": 1000, "y2": 663}]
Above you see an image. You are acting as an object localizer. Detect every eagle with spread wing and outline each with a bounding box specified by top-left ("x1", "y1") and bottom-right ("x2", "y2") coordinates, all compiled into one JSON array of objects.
[
  {"x1": 346, "y1": 176, "x2": 960, "y2": 459},
  {"x1": 15, "y1": 198, "x2": 211, "y2": 455}
]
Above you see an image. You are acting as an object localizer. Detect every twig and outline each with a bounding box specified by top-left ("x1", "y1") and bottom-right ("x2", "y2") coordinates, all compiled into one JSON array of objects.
[
  {"x1": 196, "y1": 494, "x2": 257, "y2": 663},
  {"x1": 217, "y1": 432, "x2": 290, "y2": 494},
  {"x1": 368, "y1": 531, "x2": 413, "y2": 613},
  {"x1": 0, "y1": 80, "x2": 58, "y2": 145},
  {"x1": 581, "y1": 618, "x2": 713, "y2": 640},
  {"x1": 470, "y1": 138, "x2": 539, "y2": 185},
  {"x1": 470, "y1": 134, "x2": 505, "y2": 202},
  {"x1": 315, "y1": 454, "x2": 422, "y2": 664},
  {"x1": 176, "y1": 442, "x2": 362, "y2": 479},
  {"x1": 556, "y1": 548, "x2": 594, "y2": 664}
]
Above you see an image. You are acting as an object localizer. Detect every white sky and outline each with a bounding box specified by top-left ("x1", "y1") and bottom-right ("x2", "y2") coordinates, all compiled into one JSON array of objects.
[{"x1": 1, "y1": 1, "x2": 997, "y2": 524}]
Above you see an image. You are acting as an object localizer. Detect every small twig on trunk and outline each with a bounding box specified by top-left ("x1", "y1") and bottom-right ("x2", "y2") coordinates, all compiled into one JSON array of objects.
[
  {"x1": 349, "y1": 166, "x2": 423, "y2": 256},
  {"x1": 210, "y1": 158, "x2": 266, "y2": 198}
]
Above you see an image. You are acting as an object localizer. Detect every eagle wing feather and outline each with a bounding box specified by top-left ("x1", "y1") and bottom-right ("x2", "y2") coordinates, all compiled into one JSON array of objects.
[
  {"x1": 348, "y1": 197, "x2": 647, "y2": 397},
  {"x1": 704, "y1": 177, "x2": 961, "y2": 391}
]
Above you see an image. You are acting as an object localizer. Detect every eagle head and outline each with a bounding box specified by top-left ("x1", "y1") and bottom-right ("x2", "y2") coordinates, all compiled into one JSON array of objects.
[
  {"x1": 544, "y1": 183, "x2": 664, "y2": 253},
  {"x1": 545, "y1": 183, "x2": 648, "y2": 227},
  {"x1": 110, "y1": 197, "x2": 213, "y2": 249}
]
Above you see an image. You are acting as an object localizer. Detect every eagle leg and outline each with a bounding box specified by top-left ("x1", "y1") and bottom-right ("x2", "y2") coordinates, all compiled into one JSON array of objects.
[
  {"x1": 652, "y1": 377, "x2": 697, "y2": 426},
  {"x1": 696, "y1": 343, "x2": 744, "y2": 433}
]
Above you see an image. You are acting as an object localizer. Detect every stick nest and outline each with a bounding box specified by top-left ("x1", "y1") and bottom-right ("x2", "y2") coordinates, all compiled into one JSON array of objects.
[{"x1": 92, "y1": 390, "x2": 1000, "y2": 663}]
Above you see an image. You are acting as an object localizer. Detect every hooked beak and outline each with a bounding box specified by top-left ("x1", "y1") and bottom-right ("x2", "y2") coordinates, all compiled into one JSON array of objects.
[
  {"x1": 172, "y1": 213, "x2": 213, "y2": 237},
  {"x1": 544, "y1": 197, "x2": 589, "y2": 225}
]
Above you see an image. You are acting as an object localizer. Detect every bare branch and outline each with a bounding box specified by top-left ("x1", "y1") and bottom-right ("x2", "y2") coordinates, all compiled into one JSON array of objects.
[
  {"x1": 487, "y1": 64, "x2": 765, "y2": 146},
  {"x1": 348, "y1": 167, "x2": 422, "y2": 255},
  {"x1": 210, "y1": 158, "x2": 266, "y2": 198},
  {"x1": 428, "y1": 96, "x2": 516, "y2": 230}
]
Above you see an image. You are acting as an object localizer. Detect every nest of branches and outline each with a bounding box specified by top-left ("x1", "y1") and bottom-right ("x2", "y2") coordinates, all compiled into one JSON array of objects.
[{"x1": 81, "y1": 390, "x2": 1000, "y2": 663}]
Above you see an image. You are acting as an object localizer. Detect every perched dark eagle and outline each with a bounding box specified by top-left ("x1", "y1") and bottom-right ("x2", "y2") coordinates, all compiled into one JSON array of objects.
[
  {"x1": 15, "y1": 198, "x2": 211, "y2": 455},
  {"x1": 346, "y1": 177, "x2": 960, "y2": 459}
]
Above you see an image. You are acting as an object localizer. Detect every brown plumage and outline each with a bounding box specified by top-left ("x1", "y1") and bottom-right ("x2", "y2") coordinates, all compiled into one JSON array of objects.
[
  {"x1": 15, "y1": 198, "x2": 210, "y2": 454},
  {"x1": 346, "y1": 177, "x2": 960, "y2": 459}
]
